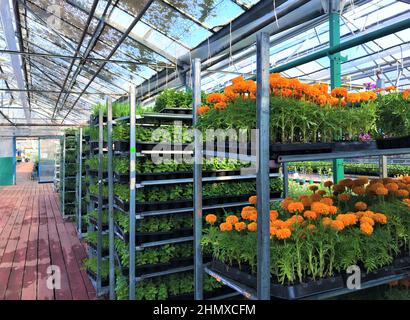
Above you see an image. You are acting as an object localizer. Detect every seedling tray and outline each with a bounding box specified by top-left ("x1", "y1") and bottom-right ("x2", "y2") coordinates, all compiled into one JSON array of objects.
[
  {"x1": 88, "y1": 242, "x2": 109, "y2": 257},
  {"x1": 116, "y1": 224, "x2": 193, "y2": 243},
  {"x1": 88, "y1": 169, "x2": 108, "y2": 178},
  {"x1": 114, "y1": 141, "x2": 130, "y2": 152},
  {"x1": 90, "y1": 141, "x2": 108, "y2": 150},
  {"x1": 114, "y1": 192, "x2": 281, "y2": 213},
  {"x1": 89, "y1": 194, "x2": 109, "y2": 205},
  {"x1": 86, "y1": 269, "x2": 109, "y2": 287},
  {"x1": 159, "y1": 108, "x2": 192, "y2": 115},
  {"x1": 376, "y1": 135, "x2": 410, "y2": 149},
  {"x1": 88, "y1": 217, "x2": 109, "y2": 231},
  {"x1": 210, "y1": 259, "x2": 344, "y2": 300},
  {"x1": 393, "y1": 252, "x2": 410, "y2": 270},
  {"x1": 332, "y1": 141, "x2": 376, "y2": 152}
]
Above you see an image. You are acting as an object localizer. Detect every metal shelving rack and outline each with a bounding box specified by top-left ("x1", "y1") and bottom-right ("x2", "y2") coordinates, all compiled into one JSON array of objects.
[
  {"x1": 108, "y1": 86, "x2": 270, "y2": 300},
  {"x1": 60, "y1": 130, "x2": 77, "y2": 219},
  {"x1": 193, "y1": 32, "x2": 410, "y2": 300},
  {"x1": 76, "y1": 127, "x2": 87, "y2": 237},
  {"x1": 53, "y1": 141, "x2": 61, "y2": 193}
]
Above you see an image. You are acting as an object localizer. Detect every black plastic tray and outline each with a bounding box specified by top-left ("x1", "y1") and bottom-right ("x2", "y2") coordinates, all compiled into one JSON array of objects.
[
  {"x1": 332, "y1": 141, "x2": 376, "y2": 152},
  {"x1": 211, "y1": 259, "x2": 345, "y2": 300},
  {"x1": 114, "y1": 191, "x2": 281, "y2": 213},
  {"x1": 86, "y1": 269, "x2": 109, "y2": 287},
  {"x1": 159, "y1": 108, "x2": 192, "y2": 115},
  {"x1": 116, "y1": 223, "x2": 193, "y2": 243},
  {"x1": 376, "y1": 135, "x2": 410, "y2": 149}
]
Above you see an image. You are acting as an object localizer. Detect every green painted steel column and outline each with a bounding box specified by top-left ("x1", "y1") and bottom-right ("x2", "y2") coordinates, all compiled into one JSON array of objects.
[
  {"x1": 329, "y1": 8, "x2": 344, "y2": 183},
  {"x1": 0, "y1": 136, "x2": 16, "y2": 186}
]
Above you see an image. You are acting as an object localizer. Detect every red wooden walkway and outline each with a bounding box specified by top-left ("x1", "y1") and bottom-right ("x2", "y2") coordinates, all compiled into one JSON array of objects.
[{"x1": 0, "y1": 162, "x2": 96, "y2": 300}]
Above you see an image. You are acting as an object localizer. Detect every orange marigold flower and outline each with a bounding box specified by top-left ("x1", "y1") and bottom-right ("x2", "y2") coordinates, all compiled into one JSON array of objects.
[
  {"x1": 320, "y1": 197, "x2": 333, "y2": 206},
  {"x1": 270, "y1": 210, "x2": 279, "y2": 221},
  {"x1": 234, "y1": 222, "x2": 247, "y2": 232},
  {"x1": 309, "y1": 185, "x2": 319, "y2": 192},
  {"x1": 275, "y1": 228, "x2": 292, "y2": 240},
  {"x1": 226, "y1": 215, "x2": 239, "y2": 225},
  {"x1": 207, "y1": 93, "x2": 227, "y2": 104},
  {"x1": 248, "y1": 195, "x2": 257, "y2": 204},
  {"x1": 375, "y1": 187, "x2": 388, "y2": 196},
  {"x1": 317, "y1": 190, "x2": 327, "y2": 197},
  {"x1": 270, "y1": 219, "x2": 284, "y2": 229},
  {"x1": 331, "y1": 220, "x2": 345, "y2": 231},
  {"x1": 331, "y1": 87, "x2": 348, "y2": 99},
  {"x1": 270, "y1": 227, "x2": 278, "y2": 237},
  {"x1": 299, "y1": 195, "x2": 312, "y2": 207},
  {"x1": 322, "y1": 217, "x2": 333, "y2": 226},
  {"x1": 328, "y1": 205, "x2": 338, "y2": 215},
  {"x1": 307, "y1": 224, "x2": 316, "y2": 231},
  {"x1": 395, "y1": 189, "x2": 409, "y2": 198},
  {"x1": 355, "y1": 201, "x2": 368, "y2": 211},
  {"x1": 224, "y1": 87, "x2": 237, "y2": 101},
  {"x1": 249, "y1": 212, "x2": 258, "y2": 222},
  {"x1": 403, "y1": 176, "x2": 410, "y2": 184},
  {"x1": 197, "y1": 105, "x2": 210, "y2": 115},
  {"x1": 303, "y1": 210, "x2": 318, "y2": 220},
  {"x1": 324, "y1": 181, "x2": 334, "y2": 188},
  {"x1": 385, "y1": 85, "x2": 396, "y2": 92},
  {"x1": 339, "y1": 178, "x2": 354, "y2": 188},
  {"x1": 311, "y1": 202, "x2": 329, "y2": 215},
  {"x1": 241, "y1": 206, "x2": 256, "y2": 220},
  {"x1": 360, "y1": 222, "x2": 373, "y2": 236},
  {"x1": 360, "y1": 216, "x2": 375, "y2": 226},
  {"x1": 310, "y1": 194, "x2": 322, "y2": 203},
  {"x1": 231, "y1": 76, "x2": 245, "y2": 85},
  {"x1": 333, "y1": 184, "x2": 346, "y2": 193},
  {"x1": 352, "y1": 186, "x2": 366, "y2": 195},
  {"x1": 247, "y1": 222, "x2": 257, "y2": 232},
  {"x1": 336, "y1": 214, "x2": 358, "y2": 226},
  {"x1": 403, "y1": 89, "x2": 410, "y2": 99},
  {"x1": 385, "y1": 183, "x2": 399, "y2": 192},
  {"x1": 373, "y1": 213, "x2": 388, "y2": 224},
  {"x1": 338, "y1": 193, "x2": 350, "y2": 202},
  {"x1": 214, "y1": 102, "x2": 227, "y2": 110},
  {"x1": 287, "y1": 202, "x2": 304, "y2": 213},
  {"x1": 219, "y1": 222, "x2": 233, "y2": 232},
  {"x1": 205, "y1": 214, "x2": 217, "y2": 225}
]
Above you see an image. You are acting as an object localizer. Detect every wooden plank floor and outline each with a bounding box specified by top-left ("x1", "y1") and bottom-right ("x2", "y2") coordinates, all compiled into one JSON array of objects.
[{"x1": 0, "y1": 162, "x2": 96, "y2": 300}]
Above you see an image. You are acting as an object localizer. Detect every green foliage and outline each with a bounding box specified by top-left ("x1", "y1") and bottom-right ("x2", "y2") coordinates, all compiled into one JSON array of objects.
[
  {"x1": 83, "y1": 257, "x2": 109, "y2": 279},
  {"x1": 289, "y1": 161, "x2": 410, "y2": 177},
  {"x1": 197, "y1": 96, "x2": 377, "y2": 142},
  {"x1": 85, "y1": 155, "x2": 109, "y2": 171},
  {"x1": 87, "y1": 209, "x2": 109, "y2": 225},
  {"x1": 113, "y1": 178, "x2": 281, "y2": 203},
  {"x1": 115, "y1": 272, "x2": 219, "y2": 300},
  {"x1": 377, "y1": 92, "x2": 410, "y2": 137},
  {"x1": 154, "y1": 89, "x2": 199, "y2": 112},
  {"x1": 84, "y1": 231, "x2": 109, "y2": 250}
]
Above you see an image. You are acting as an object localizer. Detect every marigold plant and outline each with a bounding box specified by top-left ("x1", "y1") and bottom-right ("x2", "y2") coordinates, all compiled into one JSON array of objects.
[{"x1": 205, "y1": 214, "x2": 217, "y2": 225}]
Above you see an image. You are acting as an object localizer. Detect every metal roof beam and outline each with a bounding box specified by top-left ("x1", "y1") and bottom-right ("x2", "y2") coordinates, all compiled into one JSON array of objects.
[
  {"x1": 0, "y1": 0, "x2": 30, "y2": 123},
  {"x1": 52, "y1": 0, "x2": 100, "y2": 119},
  {"x1": 61, "y1": 0, "x2": 155, "y2": 123}
]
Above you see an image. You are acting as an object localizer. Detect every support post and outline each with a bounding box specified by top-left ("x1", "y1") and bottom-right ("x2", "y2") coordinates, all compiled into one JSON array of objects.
[
  {"x1": 192, "y1": 58, "x2": 203, "y2": 300},
  {"x1": 282, "y1": 162, "x2": 289, "y2": 198},
  {"x1": 61, "y1": 136, "x2": 66, "y2": 217},
  {"x1": 329, "y1": 2, "x2": 345, "y2": 184},
  {"x1": 77, "y1": 128, "x2": 83, "y2": 236},
  {"x1": 129, "y1": 86, "x2": 137, "y2": 300},
  {"x1": 256, "y1": 32, "x2": 270, "y2": 300},
  {"x1": 107, "y1": 97, "x2": 115, "y2": 299},
  {"x1": 379, "y1": 156, "x2": 388, "y2": 178},
  {"x1": 97, "y1": 107, "x2": 103, "y2": 295}
]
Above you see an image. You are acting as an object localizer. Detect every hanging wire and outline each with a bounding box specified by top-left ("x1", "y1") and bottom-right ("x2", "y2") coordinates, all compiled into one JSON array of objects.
[{"x1": 273, "y1": 0, "x2": 279, "y2": 29}]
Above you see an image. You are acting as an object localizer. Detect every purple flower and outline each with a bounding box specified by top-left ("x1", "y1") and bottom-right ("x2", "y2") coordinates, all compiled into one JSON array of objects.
[
  {"x1": 359, "y1": 132, "x2": 372, "y2": 141},
  {"x1": 363, "y1": 82, "x2": 377, "y2": 90}
]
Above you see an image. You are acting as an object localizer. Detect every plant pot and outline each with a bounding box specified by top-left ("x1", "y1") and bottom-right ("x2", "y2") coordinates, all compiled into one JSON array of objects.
[
  {"x1": 87, "y1": 242, "x2": 109, "y2": 257},
  {"x1": 393, "y1": 254, "x2": 410, "y2": 270},
  {"x1": 270, "y1": 142, "x2": 333, "y2": 159},
  {"x1": 376, "y1": 135, "x2": 410, "y2": 149},
  {"x1": 114, "y1": 141, "x2": 130, "y2": 152}
]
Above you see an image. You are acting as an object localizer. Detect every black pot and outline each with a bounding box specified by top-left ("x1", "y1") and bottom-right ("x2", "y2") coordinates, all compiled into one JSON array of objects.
[{"x1": 376, "y1": 135, "x2": 410, "y2": 149}]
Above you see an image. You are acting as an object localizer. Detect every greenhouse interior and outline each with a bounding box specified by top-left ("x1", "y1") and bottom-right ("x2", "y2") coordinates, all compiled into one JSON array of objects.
[{"x1": 1, "y1": 0, "x2": 410, "y2": 303}]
